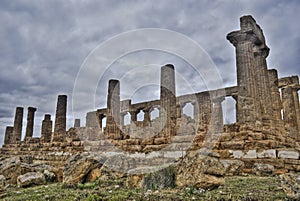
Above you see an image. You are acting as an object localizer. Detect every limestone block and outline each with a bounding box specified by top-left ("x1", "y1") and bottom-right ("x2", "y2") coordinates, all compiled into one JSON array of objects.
[
  {"x1": 278, "y1": 150, "x2": 299, "y2": 159},
  {"x1": 17, "y1": 172, "x2": 46, "y2": 187},
  {"x1": 243, "y1": 150, "x2": 257, "y2": 159},
  {"x1": 220, "y1": 141, "x2": 244, "y2": 149},
  {"x1": 229, "y1": 150, "x2": 244, "y2": 159},
  {"x1": 257, "y1": 149, "x2": 276, "y2": 158},
  {"x1": 220, "y1": 160, "x2": 244, "y2": 176},
  {"x1": 253, "y1": 163, "x2": 274, "y2": 176}
]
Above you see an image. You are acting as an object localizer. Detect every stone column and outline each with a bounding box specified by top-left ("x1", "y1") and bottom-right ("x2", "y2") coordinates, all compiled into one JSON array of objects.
[
  {"x1": 25, "y1": 107, "x2": 37, "y2": 139},
  {"x1": 130, "y1": 111, "x2": 137, "y2": 123},
  {"x1": 197, "y1": 92, "x2": 212, "y2": 131},
  {"x1": 74, "y1": 119, "x2": 80, "y2": 128},
  {"x1": 227, "y1": 16, "x2": 265, "y2": 128},
  {"x1": 292, "y1": 87, "x2": 300, "y2": 137},
  {"x1": 12, "y1": 107, "x2": 24, "y2": 143},
  {"x1": 52, "y1": 95, "x2": 67, "y2": 142},
  {"x1": 4, "y1": 126, "x2": 13, "y2": 144},
  {"x1": 106, "y1": 80, "x2": 121, "y2": 140},
  {"x1": 209, "y1": 97, "x2": 224, "y2": 133},
  {"x1": 268, "y1": 70, "x2": 282, "y2": 122},
  {"x1": 282, "y1": 86, "x2": 298, "y2": 139},
  {"x1": 253, "y1": 48, "x2": 272, "y2": 115},
  {"x1": 41, "y1": 114, "x2": 52, "y2": 143},
  {"x1": 143, "y1": 109, "x2": 150, "y2": 125},
  {"x1": 160, "y1": 64, "x2": 176, "y2": 138}
]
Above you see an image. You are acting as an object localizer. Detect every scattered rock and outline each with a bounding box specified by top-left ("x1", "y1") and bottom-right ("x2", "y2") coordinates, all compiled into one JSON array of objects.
[
  {"x1": 0, "y1": 175, "x2": 6, "y2": 189},
  {"x1": 0, "y1": 156, "x2": 32, "y2": 184},
  {"x1": 280, "y1": 173, "x2": 300, "y2": 199},
  {"x1": 43, "y1": 170, "x2": 56, "y2": 182},
  {"x1": 139, "y1": 165, "x2": 176, "y2": 190},
  {"x1": 63, "y1": 152, "x2": 107, "y2": 185},
  {"x1": 17, "y1": 172, "x2": 46, "y2": 188}
]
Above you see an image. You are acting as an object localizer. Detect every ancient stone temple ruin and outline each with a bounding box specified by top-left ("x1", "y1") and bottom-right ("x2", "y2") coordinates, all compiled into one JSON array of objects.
[{"x1": 1, "y1": 15, "x2": 300, "y2": 175}]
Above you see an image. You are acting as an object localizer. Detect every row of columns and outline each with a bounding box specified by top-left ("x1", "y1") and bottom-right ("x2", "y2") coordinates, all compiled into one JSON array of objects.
[{"x1": 3, "y1": 95, "x2": 68, "y2": 144}]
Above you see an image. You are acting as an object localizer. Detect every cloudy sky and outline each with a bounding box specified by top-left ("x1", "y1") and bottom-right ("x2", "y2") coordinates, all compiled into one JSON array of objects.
[{"x1": 0, "y1": 0, "x2": 299, "y2": 145}]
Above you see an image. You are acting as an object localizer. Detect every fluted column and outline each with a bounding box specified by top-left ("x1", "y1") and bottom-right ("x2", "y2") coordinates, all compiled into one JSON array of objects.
[
  {"x1": 25, "y1": 107, "x2": 37, "y2": 139},
  {"x1": 292, "y1": 87, "x2": 300, "y2": 137},
  {"x1": 160, "y1": 64, "x2": 176, "y2": 138},
  {"x1": 12, "y1": 107, "x2": 24, "y2": 143},
  {"x1": 268, "y1": 70, "x2": 282, "y2": 122},
  {"x1": 282, "y1": 86, "x2": 298, "y2": 139},
  {"x1": 52, "y1": 95, "x2": 67, "y2": 142},
  {"x1": 41, "y1": 114, "x2": 52, "y2": 143},
  {"x1": 227, "y1": 16, "x2": 267, "y2": 129},
  {"x1": 210, "y1": 97, "x2": 224, "y2": 133},
  {"x1": 253, "y1": 48, "x2": 272, "y2": 115}
]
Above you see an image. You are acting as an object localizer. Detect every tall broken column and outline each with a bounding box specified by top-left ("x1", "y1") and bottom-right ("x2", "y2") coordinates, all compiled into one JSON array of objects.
[
  {"x1": 106, "y1": 80, "x2": 121, "y2": 140},
  {"x1": 52, "y1": 95, "x2": 67, "y2": 142},
  {"x1": 160, "y1": 64, "x2": 176, "y2": 138},
  {"x1": 282, "y1": 86, "x2": 298, "y2": 139},
  {"x1": 25, "y1": 107, "x2": 37, "y2": 139},
  {"x1": 12, "y1": 107, "x2": 24, "y2": 143},
  {"x1": 268, "y1": 69, "x2": 284, "y2": 133},
  {"x1": 227, "y1": 15, "x2": 269, "y2": 129},
  {"x1": 4, "y1": 126, "x2": 13, "y2": 144},
  {"x1": 41, "y1": 114, "x2": 52, "y2": 143}
]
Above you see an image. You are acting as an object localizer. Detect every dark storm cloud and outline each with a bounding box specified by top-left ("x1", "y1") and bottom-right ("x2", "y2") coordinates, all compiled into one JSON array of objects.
[{"x1": 0, "y1": 0, "x2": 299, "y2": 145}]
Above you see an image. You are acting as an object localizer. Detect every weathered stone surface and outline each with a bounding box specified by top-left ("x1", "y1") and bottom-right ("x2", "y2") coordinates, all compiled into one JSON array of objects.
[
  {"x1": 127, "y1": 165, "x2": 176, "y2": 190},
  {"x1": 280, "y1": 173, "x2": 300, "y2": 198},
  {"x1": 176, "y1": 152, "x2": 224, "y2": 189},
  {"x1": 43, "y1": 170, "x2": 56, "y2": 182},
  {"x1": 257, "y1": 149, "x2": 276, "y2": 158},
  {"x1": 230, "y1": 150, "x2": 244, "y2": 158},
  {"x1": 253, "y1": 163, "x2": 274, "y2": 176},
  {"x1": 63, "y1": 152, "x2": 107, "y2": 184},
  {"x1": 243, "y1": 150, "x2": 257, "y2": 159},
  {"x1": 12, "y1": 107, "x2": 23, "y2": 143},
  {"x1": 220, "y1": 160, "x2": 244, "y2": 176},
  {"x1": 53, "y1": 95, "x2": 67, "y2": 142},
  {"x1": 17, "y1": 172, "x2": 46, "y2": 188},
  {"x1": 0, "y1": 175, "x2": 6, "y2": 189},
  {"x1": 0, "y1": 156, "x2": 31, "y2": 184},
  {"x1": 278, "y1": 150, "x2": 299, "y2": 159}
]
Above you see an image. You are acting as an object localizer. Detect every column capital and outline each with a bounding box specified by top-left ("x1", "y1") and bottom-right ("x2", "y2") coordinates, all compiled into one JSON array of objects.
[
  {"x1": 28, "y1": 107, "x2": 37, "y2": 112},
  {"x1": 227, "y1": 30, "x2": 262, "y2": 47}
]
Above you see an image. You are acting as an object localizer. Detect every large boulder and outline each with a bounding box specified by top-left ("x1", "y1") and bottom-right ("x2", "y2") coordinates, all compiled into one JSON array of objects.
[
  {"x1": 17, "y1": 172, "x2": 46, "y2": 188},
  {"x1": 176, "y1": 151, "x2": 225, "y2": 189},
  {"x1": 127, "y1": 165, "x2": 176, "y2": 190},
  {"x1": 0, "y1": 156, "x2": 32, "y2": 184},
  {"x1": 63, "y1": 152, "x2": 107, "y2": 185},
  {"x1": 99, "y1": 154, "x2": 138, "y2": 179}
]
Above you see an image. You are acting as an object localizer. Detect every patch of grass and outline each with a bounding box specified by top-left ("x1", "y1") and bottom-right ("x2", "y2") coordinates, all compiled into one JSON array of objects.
[{"x1": 0, "y1": 176, "x2": 292, "y2": 201}]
